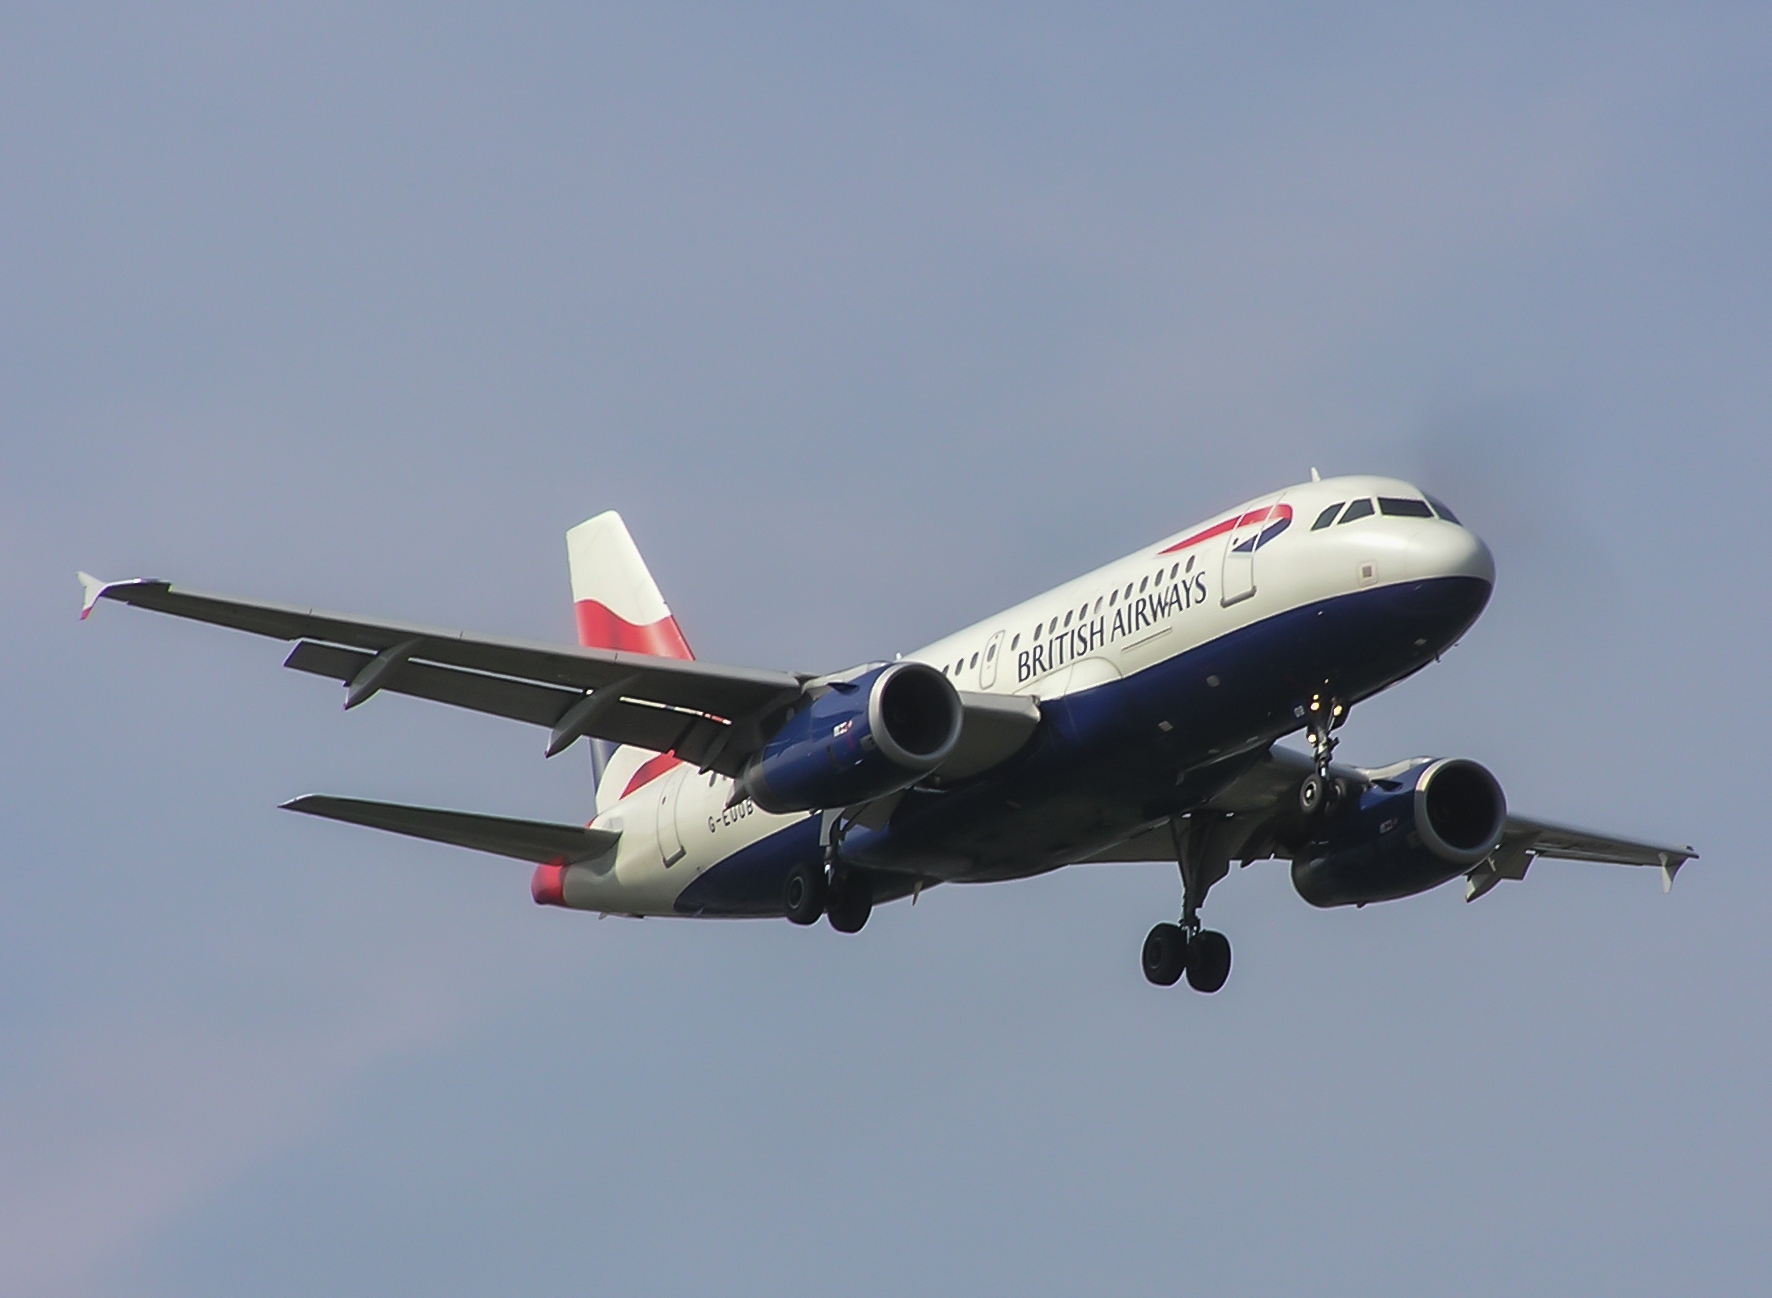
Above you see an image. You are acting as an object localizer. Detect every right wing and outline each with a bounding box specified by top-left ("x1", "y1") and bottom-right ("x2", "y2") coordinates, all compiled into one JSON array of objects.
[
  {"x1": 1463, "y1": 814, "x2": 1697, "y2": 901},
  {"x1": 1078, "y1": 744, "x2": 1697, "y2": 901}
]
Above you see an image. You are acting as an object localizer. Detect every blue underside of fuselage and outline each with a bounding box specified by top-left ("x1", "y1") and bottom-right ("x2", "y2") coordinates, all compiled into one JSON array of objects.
[{"x1": 671, "y1": 574, "x2": 1491, "y2": 917}]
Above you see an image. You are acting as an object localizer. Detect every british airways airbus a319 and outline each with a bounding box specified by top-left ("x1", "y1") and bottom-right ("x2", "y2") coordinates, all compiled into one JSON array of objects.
[{"x1": 79, "y1": 473, "x2": 1694, "y2": 993}]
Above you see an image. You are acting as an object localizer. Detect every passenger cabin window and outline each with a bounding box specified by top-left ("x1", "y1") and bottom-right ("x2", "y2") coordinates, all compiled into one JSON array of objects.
[
  {"x1": 970, "y1": 652, "x2": 979, "y2": 668},
  {"x1": 1379, "y1": 497, "x2": 1433, "y2": 518},
  {"x1": 1169, "y1": 563, "x2": 1179, "y2": 579},
  {"x1": 1312, "y1": 503, "x2": 1343, "y2": 530},
  {"x1": 1063, "y1": 610, "x2": 1073, "y2": 628},
  {"x1": 1094, "y1": 597, "x2": 1103, "y2": 614},
  {"x1": 1011, "y1": 635, "x2": 1020, "y2": 650},
  {"x1": 986, "y1": 643, "x2": 996, "y2": 661},
  {"x1": 1338, "y1": 498, "x2": 1375, "y2": 523},
  {"x1": 1138, "y1": 576, "x2": 1149, "y2": 593},
  {"x1": 1426, "y1": 495, "x2": 1461, "y2": 524},
  {"x1": 1109, "y1": 590, "x2": 1118, "y2": 606}
]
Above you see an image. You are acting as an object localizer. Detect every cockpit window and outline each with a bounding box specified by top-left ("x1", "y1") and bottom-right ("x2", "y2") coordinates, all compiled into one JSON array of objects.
[
  {"x1": 1312, "y1": 503, "x2": 1343, "y2": 530},
  {"x1": 1338, "y1": 497, "x2": 1375, "y2": 523},
  {"x1": 1378, "y1": 497, "x2": 1433, "y2": 518},
  {"x1": 1425, "y1": 495, "x2": 1461, "y2": 524}
]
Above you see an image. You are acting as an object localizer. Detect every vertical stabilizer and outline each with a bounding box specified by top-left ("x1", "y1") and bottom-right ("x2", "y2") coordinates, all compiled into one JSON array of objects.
[
  {"x1": 566, "y1": 512, "x2": 692, "y2": 813},
  {"x1": 567, "y1": 512, "x2": 694, "y2": 660}
]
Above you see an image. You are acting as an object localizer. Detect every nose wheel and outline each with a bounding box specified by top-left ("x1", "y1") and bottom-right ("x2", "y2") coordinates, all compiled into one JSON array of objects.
[{"x1": 1142, "y1": 813, "x2": 1234, "y2": 993}]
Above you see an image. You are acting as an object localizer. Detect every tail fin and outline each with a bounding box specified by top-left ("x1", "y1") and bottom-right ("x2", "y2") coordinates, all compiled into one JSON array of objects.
[
  {"x1": 567, "y1": 512, "x2": 693, "y2": 660},
  {"x1": 566, "y1": 512, "x2": 692, "y2": 813}
]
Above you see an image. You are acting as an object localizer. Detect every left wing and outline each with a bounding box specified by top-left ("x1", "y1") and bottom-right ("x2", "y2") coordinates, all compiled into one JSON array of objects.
[
  {"x1": 79, "y1": 573, "x2": 805, "y2": 774},
  {"x1": 77, "y1": 573, "x2": 1043, "y2": 783}
]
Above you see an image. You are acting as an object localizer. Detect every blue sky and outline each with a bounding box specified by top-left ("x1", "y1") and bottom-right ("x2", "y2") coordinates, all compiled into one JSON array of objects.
[{"x1": 5, "y1": 5, "x2": 1770, "y2": 1294}]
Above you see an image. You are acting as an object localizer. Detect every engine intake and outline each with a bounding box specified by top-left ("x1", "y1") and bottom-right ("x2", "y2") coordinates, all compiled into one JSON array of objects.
[
  {"x1": 1291, "y1": 758, "x2": 1506, "y2": 908},
  {"x1": 739, "y1": 662, "x2": 963, "y2": 813}
]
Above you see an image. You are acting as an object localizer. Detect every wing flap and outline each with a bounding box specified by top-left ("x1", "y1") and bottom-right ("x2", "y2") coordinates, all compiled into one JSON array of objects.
[
  {"x1": 282, "y1": 640, "x2": 747, "y2": 769},
  {"x1": 281, "y1": 794, "x2": 620, "y2": 865},
  {"x1": 941, "y1": 692, "x2": 1042, "y2": 779}
]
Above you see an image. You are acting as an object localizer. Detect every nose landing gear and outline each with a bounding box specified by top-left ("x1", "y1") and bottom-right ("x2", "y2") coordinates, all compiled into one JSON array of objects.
[
  {"x1": 1142, "y1": 813, "x2": 1236, "y2": 993},
  {"x1": 1298, "y1": 694, "x2": 1350, "y2": 818}
]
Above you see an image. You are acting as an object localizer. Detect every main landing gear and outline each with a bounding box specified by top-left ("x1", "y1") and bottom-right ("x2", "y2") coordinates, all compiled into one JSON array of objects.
[
  {"x1": 1297, "y1": 694, "x2": 1350, "y2": 818},
  {"x1": 1143, "y1": 813, "x2": 1234, "y2": 994},
  {"x1": 783, "y1": 818, "x2": 874, "y2": 933}
]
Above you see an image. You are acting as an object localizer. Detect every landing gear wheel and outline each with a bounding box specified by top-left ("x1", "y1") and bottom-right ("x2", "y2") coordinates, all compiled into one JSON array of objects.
[
  {"x1": 783, "y1": 859, "x2": 826, "y2": 925},
  {"x1": 1185, "y1": 930, "x2": 1232, "y2": 993},
  {"x1": 1299, "y1": 773, "x2": 1346, "y2": 818},
  {"x1": 1142, "y1": 923, "x2": 1187, "y2": 986},
  {"x1": 826, "y1": 871, "x2": 874, "y2": 934}
]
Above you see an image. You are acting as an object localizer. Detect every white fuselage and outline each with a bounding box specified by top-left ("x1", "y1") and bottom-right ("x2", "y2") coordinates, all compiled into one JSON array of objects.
[{"x1": 557, "y1": 475, "x2": 1494, "y2": 916}]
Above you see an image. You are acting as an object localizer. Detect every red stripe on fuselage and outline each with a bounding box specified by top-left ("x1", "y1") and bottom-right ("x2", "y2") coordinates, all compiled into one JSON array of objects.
[
  {"x1": 622, "y1": 750, "x2": 683, "y2": 798},
  {"x1": 1159, "y1": 503, "x2": 1292, "y2": 554},
  {"x1": 531, "y1": 862, "x2": 567, "y2": 906},
  {"x1": 575, "y1": 600, "x2": 694, "y2": 659}
]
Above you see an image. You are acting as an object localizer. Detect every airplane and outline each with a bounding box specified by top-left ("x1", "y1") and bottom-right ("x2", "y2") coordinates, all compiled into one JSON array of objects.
[{"x1": 77, "y1": 473, "x2": 1695, "y2": 993}]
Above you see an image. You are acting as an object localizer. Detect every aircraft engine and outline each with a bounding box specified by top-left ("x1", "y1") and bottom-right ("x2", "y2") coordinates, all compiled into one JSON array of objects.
[
  {"x1": 1291, "y1": 758, "x2": 1506, "y2": 907},
  {"x1": 738, "y1": 662, "x2": 963, "y2": 813}
]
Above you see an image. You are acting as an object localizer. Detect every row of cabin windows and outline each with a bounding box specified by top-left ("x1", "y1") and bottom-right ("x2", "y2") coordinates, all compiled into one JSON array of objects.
[
  {"x1": 1310, "y1": 495, "x2": 1456, "y2": 530},
  {"x1": 942, "y1": 553, "x2": 1199, "y2": 679},
  {"x1": 1002, "y1": 555, "x2": 1199, "y2": 656},
  {"x1": 943, "y1": 644, "x2": 992, "y2": 677}
]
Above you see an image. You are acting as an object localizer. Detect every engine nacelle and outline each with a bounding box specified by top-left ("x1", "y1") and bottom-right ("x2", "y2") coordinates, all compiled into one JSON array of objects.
[
  {"x1": 738, "y1": 662, "x2": 963, "y2": 813},
  {"x1": 1291, "y1": 758, "x2": 1507, "y2": 908}
]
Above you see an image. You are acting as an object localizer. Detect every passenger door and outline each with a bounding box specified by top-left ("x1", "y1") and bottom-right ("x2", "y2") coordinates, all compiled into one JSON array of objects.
[
  {"x1": 656, "y1": 764, "x2": 687, "y2": 867},
  {"x1": 979, "y1": 630, "x2": 1006, "y2": 689},
  {"x1": 1220, "y1": 494, "x2": 1286, "y2": 607}
]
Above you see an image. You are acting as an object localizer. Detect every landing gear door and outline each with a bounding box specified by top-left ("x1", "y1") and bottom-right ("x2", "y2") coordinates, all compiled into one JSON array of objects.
[{"x1": 1220, "y1": 495, "x2": 1289, "y2": 608}]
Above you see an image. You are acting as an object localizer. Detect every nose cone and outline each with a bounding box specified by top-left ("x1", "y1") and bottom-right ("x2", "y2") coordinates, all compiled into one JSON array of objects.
[{"x1": 1413, "y1": 522, "x2": 1495, "y2": 586}]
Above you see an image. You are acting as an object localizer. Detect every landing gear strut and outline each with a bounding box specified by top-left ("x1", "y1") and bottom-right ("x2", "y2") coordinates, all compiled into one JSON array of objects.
[
  {"x1": 1142, "y1": 813, "x2": 1234, "y2": 993},
  {"x1": 1298, "y1": 693, "x2": 1349, "y2": 818},
  {"x1": 784, "y1": 815, "x2": 874, "y2": 933}
]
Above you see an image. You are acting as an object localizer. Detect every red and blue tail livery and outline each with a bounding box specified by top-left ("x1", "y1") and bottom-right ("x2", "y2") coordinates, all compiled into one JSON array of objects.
[{"x1": 78, "y1": 474, "x2": 1694, "y2": 993}]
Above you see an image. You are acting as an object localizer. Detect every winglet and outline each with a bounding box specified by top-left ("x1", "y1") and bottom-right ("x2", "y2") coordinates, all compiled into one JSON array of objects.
[
  {"x1": 77, "y1": 573, "x2": 168, "y2": 620},
  {"x1": 77, "y1": 572, "x2": 111, "y2": 620}
]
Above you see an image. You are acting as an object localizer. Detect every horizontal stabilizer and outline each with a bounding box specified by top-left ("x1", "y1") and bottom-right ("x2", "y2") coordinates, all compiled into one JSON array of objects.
[{"x1": 281, "y1": 795, "x2": 619, "y2": 865}]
